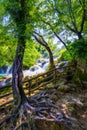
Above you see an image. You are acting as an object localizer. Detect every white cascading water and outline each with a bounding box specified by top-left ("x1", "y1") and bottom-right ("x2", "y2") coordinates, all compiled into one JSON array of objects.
[
  {"x1": 6, "y1": 66, "x2": 12, "y2": 75},
  {"x1": 0, "y1": 58, "x2": 68, "y2": 87}
]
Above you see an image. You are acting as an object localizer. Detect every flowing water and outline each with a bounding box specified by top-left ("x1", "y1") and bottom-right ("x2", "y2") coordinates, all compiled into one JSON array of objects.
[
  {"x1": 0, "y1": 58, "x2": 68, "y2": 87},
  {"x1": 0, "y1": 58, "x2": 49, "y2": 87}
]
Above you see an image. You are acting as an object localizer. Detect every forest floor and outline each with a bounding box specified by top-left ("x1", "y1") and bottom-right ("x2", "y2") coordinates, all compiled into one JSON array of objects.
[
  {"x1": 0, "y1": 79, "x2": 87, "y2": 130},
  {"x1": 35, "y1": 81, "x2": 87, "y2": 130}
]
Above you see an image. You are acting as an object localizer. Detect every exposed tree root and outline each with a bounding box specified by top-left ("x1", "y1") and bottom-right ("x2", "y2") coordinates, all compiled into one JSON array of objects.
[{"x1": 0, "y1": 89, "x2": 77, "y2": 130}]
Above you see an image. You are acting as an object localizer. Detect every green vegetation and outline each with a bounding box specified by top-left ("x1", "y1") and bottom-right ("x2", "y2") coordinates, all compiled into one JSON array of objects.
[
  {"x1": 58, "y1": 48, "x2": 72, "y2": 61},
  {"x1": 70, "y1": 38, "x2": 87, "y2": 64},
  {"x1": 0, "y1": 0, "x2": 87, "y2": 129}
]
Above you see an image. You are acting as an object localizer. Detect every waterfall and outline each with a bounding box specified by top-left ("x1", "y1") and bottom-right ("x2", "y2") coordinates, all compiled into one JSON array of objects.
[
  {"x1": 6, "y1": 66, "x2": 12, "y2": 75},
  {"x1": 42, "y1": 62, "x2": 49, "y2": 70}
]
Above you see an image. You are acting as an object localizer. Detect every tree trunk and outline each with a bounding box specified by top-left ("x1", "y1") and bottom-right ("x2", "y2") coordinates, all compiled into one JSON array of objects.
[
  {"x1": 11, "y1": 0, "x2": 28, "y2": 105},
  {"x1": 12, "y1": 42, "x2": 27, "y2": 105},
  {"x1": 77, "y1": 32, "x2": 83, "y2": 39},
  {"x1": 45, "y1": 45, "x2": 55, "y2": 69},
  {"x1": 34, "y1": 34, "x2": 55, "y2": 69}
]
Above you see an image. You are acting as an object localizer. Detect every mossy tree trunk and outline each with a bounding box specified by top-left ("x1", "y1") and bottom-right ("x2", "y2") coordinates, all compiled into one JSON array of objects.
[
  {"x1": 10, "y1": 0, "x2": 28, "y2": 105},
  {"x1": 12, "y1": 44, "x2": 27, "y2": 104}
]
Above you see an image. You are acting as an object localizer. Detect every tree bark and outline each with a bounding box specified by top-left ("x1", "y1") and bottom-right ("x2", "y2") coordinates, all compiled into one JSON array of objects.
[
  {"x1": 11, "y1": 0, "x2": 28, "y2": 105},
  {"x1": 34, "y1": 34, "x2": 55, "y2": 69},
  {"x1": 12, "y1": 43, "x2": 27, "y2": 105},
  {"x1": 45, "y1": 45, "x2": 55, "y2": 69},
  {"x1": 77, "y1": 32, "x2": 83, "y2": 39}
]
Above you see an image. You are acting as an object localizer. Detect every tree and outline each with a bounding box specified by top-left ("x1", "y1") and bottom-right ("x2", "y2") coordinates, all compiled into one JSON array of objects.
[
  {"x1": 42, "y1": 0, "x2": 87, "y2": 39},
  {"x1": 33, "y1": 32, "x2": 55, "y2": 69},
  {"x1": 33, "y1": 0, "x2": 73, "y2": 55},
  {"x1": 35, "y1": 0, "x2": 87, "y2": 62},
  {"x1": 6, "y1": 0, "x2": 32, "y2": 105},
  {"x1": 1, "y1": 0, "x2": 86, "y2": 129}
]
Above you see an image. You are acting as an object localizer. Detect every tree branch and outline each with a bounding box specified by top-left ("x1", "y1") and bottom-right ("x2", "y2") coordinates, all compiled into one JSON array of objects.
[
  {"x1": 80, "y1": 0, "x2": 86, "y2": 33},
  {"x1": 34, "y1": 31, "x2": 48, "y2": 46},
  {"x1": 65, "y1": 24, "x2": 77, "y2": 34},
  {"x1": 41, "y1": 20, "x2": 72, "y2": 56},
  {"x1": 66, "y1": 0, "x2": 78, "y2": 31},
  {"x1": 33, "y1": 34, "x2": 45, "y2": 47}
]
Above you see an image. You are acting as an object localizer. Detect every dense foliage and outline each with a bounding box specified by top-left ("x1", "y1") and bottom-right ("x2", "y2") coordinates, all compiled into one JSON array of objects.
[
  {"x1": 0, "y1": 0, "x2": 86, "y2": 68},
  {"x1": 69, "y1": 38, "x2": 87, "y2": 64}
]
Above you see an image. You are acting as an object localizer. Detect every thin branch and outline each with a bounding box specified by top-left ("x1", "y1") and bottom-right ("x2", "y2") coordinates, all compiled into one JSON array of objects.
[
  {"x1": 65, "y1": 24, "x2": 77, "y2": 34},
  {"x1": 54, "y1": 32, "x2": 72, "y2": 56},
  {"x1": 80, "y1": 10, "x2": 86, "y2": 33},
  {"x1": 41, "y1": 20, "x2": 72, "y2": 56},
  {"x1": 33, "y1": 34, "x2": 46, "y2": 47},
  {"x1": 34, "y1": 31, "x2": 48, "y2": 46},
  {"x1": 66, "y1": 0, "x2": 78, "y2": 31},
  {"x1": 80, "y1": 0, "x2": 86, "y2": 33}
]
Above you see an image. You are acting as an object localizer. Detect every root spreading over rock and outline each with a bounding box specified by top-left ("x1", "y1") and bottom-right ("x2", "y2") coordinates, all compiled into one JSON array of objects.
[{"x1": 0, "y1": 88, "x2": 79, "y2": 130}]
